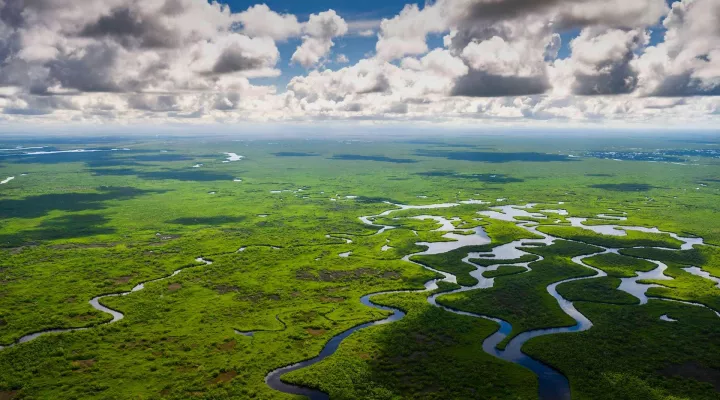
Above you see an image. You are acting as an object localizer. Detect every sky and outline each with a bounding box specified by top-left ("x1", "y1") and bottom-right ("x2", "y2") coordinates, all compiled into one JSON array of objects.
[{"x1": 0, "y1": 0, "x2": 718, "y2": 131}]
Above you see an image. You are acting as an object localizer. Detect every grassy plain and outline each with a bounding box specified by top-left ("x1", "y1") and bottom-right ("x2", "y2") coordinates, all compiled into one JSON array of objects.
[{"x1": 0, "y1": 133, "x2": 718, "y2": 399}]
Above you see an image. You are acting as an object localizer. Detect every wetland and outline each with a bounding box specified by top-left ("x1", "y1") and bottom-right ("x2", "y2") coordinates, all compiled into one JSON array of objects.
[{"x1": 0, "y1": 134, "x2": 718, "y2": 400}]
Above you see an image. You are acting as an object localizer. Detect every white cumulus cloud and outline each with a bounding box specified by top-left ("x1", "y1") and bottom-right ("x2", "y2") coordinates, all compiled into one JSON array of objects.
[
  {"x1": 236, "y1": 4, "x2": 302, "y2": 41},
  {"x1": 0, "y1": 0, "x2": 718, "y2": 128},
  {"x1": 291, "y1": 10, "x2": 348, "y2": 67}
]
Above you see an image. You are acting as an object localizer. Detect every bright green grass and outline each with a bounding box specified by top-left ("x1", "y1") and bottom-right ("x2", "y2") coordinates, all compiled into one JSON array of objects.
[
  {"x1": 0, "y1": 134, "x2": 718, "y2": 399},
  {"x1": 583, "y1": 253, "x2": 657, "y2": 278},
  {"x1": 537, "y1": 226, "x2": 684, "y2": 249}
]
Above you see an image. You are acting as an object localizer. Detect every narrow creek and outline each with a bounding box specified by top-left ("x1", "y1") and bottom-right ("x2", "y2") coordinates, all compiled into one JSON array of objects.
[
  {"x1": 265, "y1": 202, "x2": 718, "y2": 400},
  {"x1": 3, "y1": 200, "x2": 717, "y2": 398},
  {"x1": 0, "y1": 258, "x2": 213, "y2": 351}
]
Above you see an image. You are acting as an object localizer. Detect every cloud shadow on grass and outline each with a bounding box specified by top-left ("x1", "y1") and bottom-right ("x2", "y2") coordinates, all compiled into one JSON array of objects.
[
  {"x1": 0, "y1": 186, "x2": 162, "y2": 219},
  {"x1": 354, "y1": 196, "x2": 404, "y2": 204},
  {"x1": 281, "y1": 293, "x2": 536, "y2": 399},
  {"x1": 330, "y1": 154, "x2": 417, "y2": 164},
  {"x1": 274, "y1": 152, "x2": 320, "y2": 157},
  {"x1": 415, "y1": 171, "x2": 523, "y2": 183},
  {"x1": 589, "y1": 183, "x2": 656, "y2": 192},
  {"x1": 2, "y1": 149, "x2": 193, "y2": 168},
  {"x1": 403, "y1": 140, "x2": 494, "y2": 149},
  {"x1": 168, "y1": 216, "x2": 247, "y2": 225},
  {"x1": 0, "y1": 214, "x2": 115, "y2": 247},
  {"x1": 414, "y1": 150, "x2": 575, "y2": 163},
  {"x1": 91, "y1": 168, "x2": 237, "y2": 182}
]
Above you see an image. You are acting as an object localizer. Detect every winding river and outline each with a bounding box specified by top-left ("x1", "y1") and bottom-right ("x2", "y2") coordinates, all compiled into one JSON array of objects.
[
  {"x1": 0, "y1": 258, "x2": 213, "y2": 351},
  {"x1": 3, "y1": 200, "x2": 718, "y2": 399},
  {"x1": 264, "y1": 202, "x2": 719, "y2": 400}
]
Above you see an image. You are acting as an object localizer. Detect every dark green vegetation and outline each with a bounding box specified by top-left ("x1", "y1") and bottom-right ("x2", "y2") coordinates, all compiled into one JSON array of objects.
[
  {"x1": 525, "y1": 301, "x2": 720, "y2": 400},
  {"x1": 0, "y1": 186, "x2": 160, "y2": 220},
  {"x1": 284, "y1": 291, "x2": 537, "y2": 399},
  {"x1": 330, "y1": 154, "x2": 417, "y2": 163},
  {"x1": 414, "y1": 150, "x2": 575, "y2": 163},
  {"x1": 410, "y1": 220, "x2": 540, "y2": 287},
  {"x1": 556, "y1": 277, "x2": 639, "y2": 305},
  {"x1": 537, "y1": 226, "x2": 684, "y2": 249},
  {"x1": 482, "y1": 266, "x2": 528, "y2": 278},
  {"x1": 169, "y1": 216, "x2": 247, "y2": 225},
  {"x1": 415, "y1": 171, "x2": 524, "y2": 183},
  {"x1": 471, "y1": 254, "x2": 539, "y2": 267},
  {"x1": 273, "y1": 152, "x2": 319, "y2": 157},
  {"x1": 583, "y1": 253, "x2": 657, "y2": 278},
  {"x1": 0, "y1": 134, "x2": 719, "y2": 399},
  {"x1": 589, "y1": 183, "x2": 656, "y2": 192},
  {"x1": 412, "y1": 249, "x2": 482, "y2": 287},
  {"x1": 621, "y1": 247, "x2": 720, "y2": 311},
  {"x1": 438, "y1": 240, "x2": 603, "y2": 348}
]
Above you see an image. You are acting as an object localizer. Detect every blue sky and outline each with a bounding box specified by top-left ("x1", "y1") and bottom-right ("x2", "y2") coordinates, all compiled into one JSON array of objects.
[
  {"x1": 222, "y1": 0, "x2": 416, "y2": 19},
  {"x1": 222, "y1": 0, "x2": 672, "y2": 90},
  {"x1": 224, "y1": 0, "x2": 414, "y2": 89}
]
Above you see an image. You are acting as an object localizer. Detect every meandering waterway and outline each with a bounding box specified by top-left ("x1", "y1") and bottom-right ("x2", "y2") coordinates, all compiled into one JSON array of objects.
[
  {"x1": 0, "y1": 258, "x2": 213, "y2": 351},
  {"x1": 264, "y1": 202, "x2": 718, "y2": 400},
  {"x1": 3, "y1": 200, "x2": 717, "y2": 400}
]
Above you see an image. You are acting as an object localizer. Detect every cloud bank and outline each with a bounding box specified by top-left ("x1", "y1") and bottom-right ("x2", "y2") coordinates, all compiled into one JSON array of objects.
[{"x1": 0, "y1": 0, "x2": 718, "y2": 128}]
